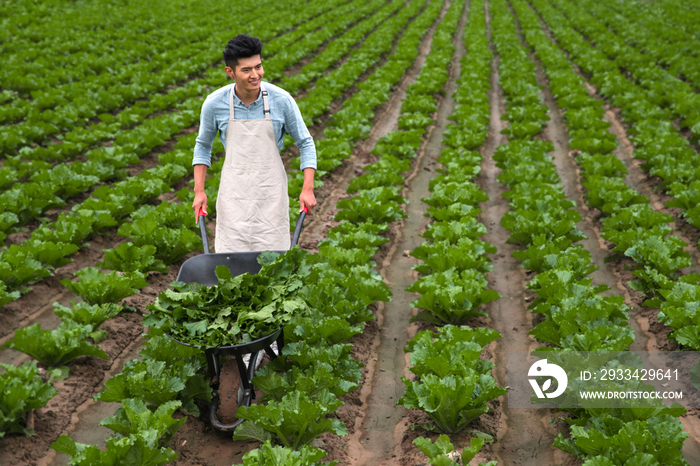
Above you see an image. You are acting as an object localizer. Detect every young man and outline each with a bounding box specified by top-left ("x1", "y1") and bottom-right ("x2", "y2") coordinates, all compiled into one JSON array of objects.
[{"x1": 191, "y1": 34, "x2": 316, "y2": 253}]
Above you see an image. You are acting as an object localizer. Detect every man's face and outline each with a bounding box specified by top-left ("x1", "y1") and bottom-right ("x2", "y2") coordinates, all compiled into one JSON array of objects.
[{"x1": 226, "y1": 55, "x2": 264, "y2": 94}]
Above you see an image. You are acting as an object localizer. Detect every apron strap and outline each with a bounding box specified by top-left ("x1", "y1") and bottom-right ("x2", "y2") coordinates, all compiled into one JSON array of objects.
[
  {"x1": 229, "y1": 85, "x2": 236, "y2": 120},
  {"x1": 261, "y1": 83, "x2": 271, "y2": 119}
]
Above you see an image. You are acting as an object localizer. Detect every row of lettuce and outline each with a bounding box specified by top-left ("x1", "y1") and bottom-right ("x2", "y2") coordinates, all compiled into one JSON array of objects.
[
  {"x1": 396, "y1": 1, "x2": 503, "y2": 463},
  {"x1": 492, "y1": 1, "x2": 690, "y2": 465},
  {"x1": 0, "y1": 0, "x2": 401, "y2": 315},
  {"x1": 0, "y1": 0, "x2": 373, "y2": 266},
  {"x1": 540, "y1": 0, "x2": 700, "y2": 247},
  {"x1": 527, "y1": 0, "x2": 700, "y2": 355},
  {"x1": 564, "y1": 0, "x2": 700, "y2": 143},
  {"x1": 1, "y1": 0, "x2": 360, "y2": 166},
  {"x1": 0, "y1": 0, "x2": 350, "y2": 154},
  {"x1": 1, "y1": 0, "x2": 445, "y2": 464},
  {"x1": 593, "y1": 0, "x2": 700, "y2": 99}
]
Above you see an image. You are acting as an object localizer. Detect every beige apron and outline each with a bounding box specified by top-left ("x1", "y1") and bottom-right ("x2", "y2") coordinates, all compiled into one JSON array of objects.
[{"x1": 215, "y1": 84, "x2": 290, "y2": 253}]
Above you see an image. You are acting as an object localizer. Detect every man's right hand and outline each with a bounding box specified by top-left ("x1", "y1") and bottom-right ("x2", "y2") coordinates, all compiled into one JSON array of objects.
[{"x1": 192, "y1": 191, "x2": 208, "y2": 224}]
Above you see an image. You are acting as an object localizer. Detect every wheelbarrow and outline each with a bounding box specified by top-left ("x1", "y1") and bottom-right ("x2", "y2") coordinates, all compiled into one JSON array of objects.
[{"x1": 169, "y1": 206, "x2": 308, "y2": 432}]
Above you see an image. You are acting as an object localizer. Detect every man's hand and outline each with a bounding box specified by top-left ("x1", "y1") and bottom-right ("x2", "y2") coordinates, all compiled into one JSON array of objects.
[
  {"x1": 192, "y1": 191, "x2": 208, "y2": 224},
  {"x1": 300, "y1": 188, "x2": 316, "y2": 213},
  {"x1": 299, "y1": 168, "x2": 317, "y2": 212}
]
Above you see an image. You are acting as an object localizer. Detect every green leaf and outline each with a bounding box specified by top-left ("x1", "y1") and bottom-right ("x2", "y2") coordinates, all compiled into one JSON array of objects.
[
  {"x1": 234, "y1": 440, "x2": 338, "y2": 466},
  {"x1": 53, "y1": 300, "x2": 123, "y2": 329}
]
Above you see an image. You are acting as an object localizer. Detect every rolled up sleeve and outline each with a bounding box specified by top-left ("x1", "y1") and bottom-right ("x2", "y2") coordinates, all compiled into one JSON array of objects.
[
  {"x1": 193, "y1": 97, "x2": 217, "y2": 167},
  {"x1": 284, "y1": 95, "x2": 316, "y2": 171}
]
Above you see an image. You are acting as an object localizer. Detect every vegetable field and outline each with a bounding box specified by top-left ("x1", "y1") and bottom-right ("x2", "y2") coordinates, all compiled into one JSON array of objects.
[{"x1": 2, "y1": 0, "x2": 700, "y2": 464}]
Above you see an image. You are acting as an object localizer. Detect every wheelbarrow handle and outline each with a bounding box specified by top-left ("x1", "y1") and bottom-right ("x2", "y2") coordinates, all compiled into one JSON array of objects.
[
  {"x1": 197, "y1": 208, "x2": 210, "y2": 254},
  {"x1": 197, "y1": 206, "x2": 308, "y2": 254},
  {"x1": 291, "y1": 205, "x2": 308, "y2": 248}
]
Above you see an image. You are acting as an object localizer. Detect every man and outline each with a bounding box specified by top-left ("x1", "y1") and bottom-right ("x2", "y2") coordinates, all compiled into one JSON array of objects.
[{"x1": 192, "y1": 34, "x2": 317, "y2": 253}]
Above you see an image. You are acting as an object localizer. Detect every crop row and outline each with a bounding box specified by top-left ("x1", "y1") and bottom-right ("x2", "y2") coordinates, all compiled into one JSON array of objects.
[
  {"x1": 527, "y1": 0, "x2": 700, "y2": 351},
  {"x1": 0, "y1": 0, "x2": 343, "y2": 155},
  {"x1": 0, "y1": 0, "x2": 404, "y2": 314},
  {"x1": 491, "y1": 1, "x2": 690, "y2": 464},
  {"x1": 602, "y1": 0, "x2": 700, "y2": 92},
  {"x1": 557, "y1": 0, "x2": 700, "y2": 143},
  {"x1": 2, "y1": 0, "x2": 365, "y2": 170},
  {"x1": 1, "y1": 0, "x2": 444, "y2": 461},
  {"x1": 394, "y1": 1, "x2": 505, "y2": 463},
  {"x1": 515, "y1": 0, "x2": 699, "y2": 346},
  {"x1": 539, "y1": 0, "x2": 700, "y2": 236},
  {"x1": 0, "y1": 0, "x2": 373, "y2": 245}
]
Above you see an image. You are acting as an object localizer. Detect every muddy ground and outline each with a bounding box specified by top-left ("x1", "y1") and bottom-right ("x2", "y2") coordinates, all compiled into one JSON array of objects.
[{"x1": 3, "y1": 0, "x2": 700, "y2": 465}]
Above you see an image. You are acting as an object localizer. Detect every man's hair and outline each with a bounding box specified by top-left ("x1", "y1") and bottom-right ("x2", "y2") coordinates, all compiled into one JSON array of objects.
[{"x1": 223, "y1": 34, "x2": 263, "y2": 69}]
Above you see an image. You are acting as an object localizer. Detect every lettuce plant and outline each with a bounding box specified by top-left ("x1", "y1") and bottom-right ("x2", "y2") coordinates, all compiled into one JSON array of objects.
[
  {"x1": 60, "y1": 267, "x2": 148, "y2": 305},
  {"x1": 0, "y1": 361, "x2": 58, "y2": 437},
  {"x1": 96, "y1": 242, "x2": 168, "y2": 274},
  {"x1": 398, "y1": 373, "x2": 507, "y2": 434},
  {"x1": 414, "y1": 435, "x2": 497, "y2": 466},
  {"x1": 235, "y1": 440, "x2": 337, "y2": 466},
  {"x1": 1, "y1": 321, "x2": 108, "y2": 367},
  {"x1": 234, "y1": 390, "x2": 347, "y2": 449}
]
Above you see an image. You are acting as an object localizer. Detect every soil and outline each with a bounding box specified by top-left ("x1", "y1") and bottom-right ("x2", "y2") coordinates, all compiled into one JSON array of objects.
[
  {"x1": 5, "y1": 1, "x2": 700, "y2": 465},
  {"x1": 518, "y1": 1, "x2": 700, "y2": 461},
  {"x1": 477, "y1": 47, "x2": 573, "y2": 465}
]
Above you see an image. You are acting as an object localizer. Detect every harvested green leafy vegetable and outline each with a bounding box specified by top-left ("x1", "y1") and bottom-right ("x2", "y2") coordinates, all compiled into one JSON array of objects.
[{"x1": 145, "y1": 249, "x2": 312, "y2": 348}]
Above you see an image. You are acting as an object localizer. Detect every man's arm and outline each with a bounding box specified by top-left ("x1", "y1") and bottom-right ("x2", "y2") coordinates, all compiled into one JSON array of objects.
[
  {"x1": 300, "y1": 167, "x2": 315, "y2": 212},
  {"x1": 283, "y1": 94, "x2": 317, "y2": 212},
  {"x1": 192, "y1": 98, "x2": 217, "y2": 223},
  {"x1": 192, "y1": 164, "x2": 208, "y2": 224}
]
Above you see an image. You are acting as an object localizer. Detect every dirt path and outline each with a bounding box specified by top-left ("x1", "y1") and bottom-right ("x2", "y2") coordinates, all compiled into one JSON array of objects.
[
  {"x1": 6, "y1": 3, "x2": 442, "y2": 465},
  {"x1": 478, "y1": 54, "x2": 570, "y2": 466},
  {"x1": 0, "y1": 0, "x2": 411, "y2": 346},
  {"x1": 515, "y1": 1, "x2": 700, "y2": 461},
  {"x1": 340, "y1": 3, "x2": 458, "y2": 465}
]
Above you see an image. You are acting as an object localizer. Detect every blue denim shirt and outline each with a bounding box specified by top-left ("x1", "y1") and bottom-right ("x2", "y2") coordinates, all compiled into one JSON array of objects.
[{"x1": 192, "y1": 82, "x2": 316, "y2": 170}]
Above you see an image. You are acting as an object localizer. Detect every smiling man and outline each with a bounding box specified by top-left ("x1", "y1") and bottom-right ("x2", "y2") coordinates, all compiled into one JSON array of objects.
[{"x1": 191, "y1": 34, "x2": 317, "y2": 253}]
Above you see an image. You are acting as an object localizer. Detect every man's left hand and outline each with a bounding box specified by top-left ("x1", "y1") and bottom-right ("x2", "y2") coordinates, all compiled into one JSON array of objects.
[{"x1": 300, "y1": 188, "x2": 316, "y2": 213}]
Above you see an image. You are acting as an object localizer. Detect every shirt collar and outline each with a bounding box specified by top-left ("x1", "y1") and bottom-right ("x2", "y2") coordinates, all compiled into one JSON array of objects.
[{"x1": 232, "y1": 84, "x2": 264, "y2": 107}]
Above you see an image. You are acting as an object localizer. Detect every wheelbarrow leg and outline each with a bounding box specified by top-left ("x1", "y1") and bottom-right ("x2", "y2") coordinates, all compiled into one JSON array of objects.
[
  {"x1": 205, "y1": 349, "x2": 221, "y2": 387},
  {"x1": 234, "y1": 352, "x2": 256, "y2": 405},
  {"x1": 277, "y1": 328, "x2": 285, "y2": 354},
  {"x1": 234, "y1": 353, "x2": 252, "y2": 392}
]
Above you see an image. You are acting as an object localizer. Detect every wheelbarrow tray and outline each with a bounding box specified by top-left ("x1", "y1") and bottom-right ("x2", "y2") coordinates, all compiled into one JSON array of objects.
[{"x1": 176, "y1": 250, "x2": 288, "y2": 286}]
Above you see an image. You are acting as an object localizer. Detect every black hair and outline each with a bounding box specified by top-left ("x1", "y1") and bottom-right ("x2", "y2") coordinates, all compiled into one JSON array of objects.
[{"x1": 223, "y1": 34, "x2": 263, "y2": 69}]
